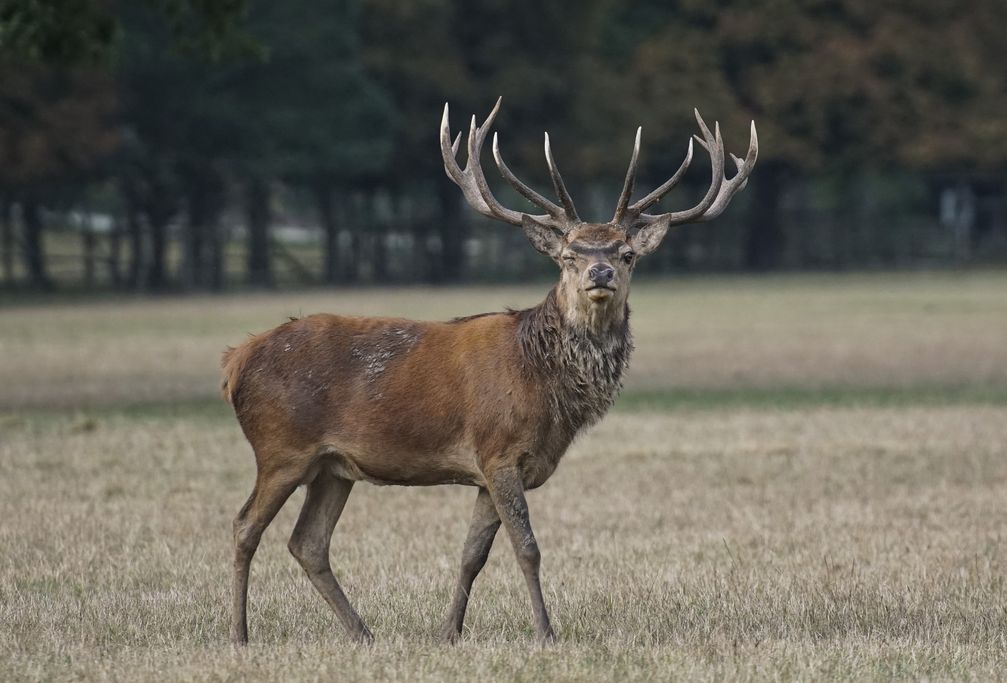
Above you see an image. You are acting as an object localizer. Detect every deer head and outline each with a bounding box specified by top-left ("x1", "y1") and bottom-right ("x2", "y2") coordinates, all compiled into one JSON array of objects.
[{"x1": 441, "y1": 97, "x2": 758, "y2": 329}]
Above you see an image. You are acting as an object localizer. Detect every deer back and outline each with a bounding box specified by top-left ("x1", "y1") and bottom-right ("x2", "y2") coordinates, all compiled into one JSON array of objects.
[{"x1": 222, "y1": 311, "x2": 564, "y2": 486}]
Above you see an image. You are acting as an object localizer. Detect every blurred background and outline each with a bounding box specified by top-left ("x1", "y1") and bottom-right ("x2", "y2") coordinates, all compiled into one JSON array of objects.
[{"x1": 1, "y1": 0, "x2": 1005, "y2": 293}]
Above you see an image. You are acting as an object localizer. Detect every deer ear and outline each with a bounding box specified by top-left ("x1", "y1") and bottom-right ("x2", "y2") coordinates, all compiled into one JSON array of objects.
[
  {"x1": 521, "y1": 215, "x2": 565, "y2": 258},
  {"x1": 628, "y1": 219, "x2": 671, "y2": 257}
]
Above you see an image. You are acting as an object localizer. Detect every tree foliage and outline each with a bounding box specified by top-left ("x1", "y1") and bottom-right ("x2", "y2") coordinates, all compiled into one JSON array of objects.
[
  {"x1": 1, "y1": 0, "x2": 1005, "y2": 290},
  {"x1": 0, "y1": 0, "x2": 254, "y2": 64}
]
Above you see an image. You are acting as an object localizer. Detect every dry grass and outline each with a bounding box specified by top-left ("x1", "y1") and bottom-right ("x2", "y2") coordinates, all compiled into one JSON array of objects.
[
  {"x1": 2, "y1": 271, "x2": 1007, "y2": 409},
  {"x1": 2, "y1": 272, "x2": 1007, "y2": 680},
  {"x1": 3, "y1": 408, "x2": 1007, "y2": 680}
]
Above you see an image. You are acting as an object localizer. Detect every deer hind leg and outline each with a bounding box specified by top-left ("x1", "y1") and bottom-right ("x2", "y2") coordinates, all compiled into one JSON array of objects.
[
  {"x1": 484, "y1": 466, "x2": 556, "y2": 644},
  {"x1": 288, "y1": 471, "x2": 373, "y2": 643},
  {"x1": 441, "y1": 487, "x2": 501, "y2": 643},
  {"x1": 231, "y1": 465, "x2": 304, "y2": 646}
]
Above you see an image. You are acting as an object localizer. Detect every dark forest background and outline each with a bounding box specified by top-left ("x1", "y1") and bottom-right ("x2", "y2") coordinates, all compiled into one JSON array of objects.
[{"x1": 1, "y1": 0, "x2": 1005, "y2": 292}]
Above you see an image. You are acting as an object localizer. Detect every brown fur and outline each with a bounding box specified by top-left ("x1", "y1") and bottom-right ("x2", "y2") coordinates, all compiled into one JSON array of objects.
[{"x1": 220, "y1": 345, "x2": 249, "y2": 405}]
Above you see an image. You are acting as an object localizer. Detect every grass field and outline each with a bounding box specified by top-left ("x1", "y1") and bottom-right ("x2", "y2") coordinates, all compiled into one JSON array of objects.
[{"x1": 3, "y1": 272, "x2": 1007, "y2": 680}]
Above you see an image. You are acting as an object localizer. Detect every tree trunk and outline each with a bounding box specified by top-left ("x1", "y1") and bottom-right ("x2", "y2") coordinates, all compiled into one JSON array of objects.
[
  {"x1": 108, "y1": 217, "x2": 123, "y2": 288},
  {"x1": 118, "y1": 178, "x2": 145, "y2": 290},
  {"x1": 437, "y1": 181, "x2": 466, "y2": 282},
  {"x1": 1, "y1": 198, "x2": 13, "y2": 286},
  {"x1": 790, "y1": 177, "x2": 814, "y2": 267},
  {"x1": 181, "y1": 181, "x2": 207, "y2": 291},
  {"x1": 399, "y1": 193, "x2": 431, "y2": 283},
  {"x1": 940, "y1": 180, "x2": 977, "y2": 265},
  {"x1": 207, "y1": 219, "x2": 225, "y2": 291},
  {"x1": 82, "y1": 221, "x2": 95, "y2": 288},
  {"x1": 371, "y1": 192, "x2": 389, "y2": 283},
  {"x1": 743, "y1": 162, "x2": 785, "y2": 271},
  {"x1": 21, "y1": 200, "x2": 52, "y2": 289},
  {"x1": 146, "y1": 213, "x2": 169, "y2": 291},
  {"x1": 126, "y1": 204, "x2": 144, "y2": 289},
  {"x1": 343, "y1": 191, "x2": 363, "y2": 284},
  {"x1": 412, "y1": 218, "x2": 435, "y2": 283},
  {"x1": 180, "y1": 167, "x2": 227, "y2": 290},
  {"x1": 833, "y1": 172, "x2": 870, "y2": 269},
  {"x1": 204, "y1": 171, "x2": 227, "y2": 291},
  {"x1": 314, "y1": 181, "x2": 341, "y2": 285},
  {"x1": 245, "y1": 176, "x2": 272, "y2": 288}
]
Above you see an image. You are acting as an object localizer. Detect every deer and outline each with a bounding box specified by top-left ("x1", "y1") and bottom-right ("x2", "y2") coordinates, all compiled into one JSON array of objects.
[{"x1": 222, "y1": 97, "x2": 757, "y2": 646}]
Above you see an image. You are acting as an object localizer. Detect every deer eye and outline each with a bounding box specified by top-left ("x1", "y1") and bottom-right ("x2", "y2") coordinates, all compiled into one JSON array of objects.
[
  {"x1": 562, "y1": 253, "x2": 576, "y2": 263},
  {"x1": 622, "y1": 251, "x2": 635, "y2": 264}
]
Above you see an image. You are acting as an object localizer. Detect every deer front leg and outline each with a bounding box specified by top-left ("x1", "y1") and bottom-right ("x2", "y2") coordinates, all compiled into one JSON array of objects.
[
  {"x1": 485, "y1": 466, "x2": 556, "y2": 644},
  {"x1": 441, "y1": 487, "x2": 501, "y2": 643}
]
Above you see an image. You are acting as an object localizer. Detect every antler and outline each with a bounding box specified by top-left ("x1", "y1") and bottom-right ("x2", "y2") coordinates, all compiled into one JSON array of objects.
[
  {"x1": 614, "y1": 110, "x2": 758, "y2": 229},
  {"x1": 441, "y1": 97, "x2": 580, "y2": 232}
]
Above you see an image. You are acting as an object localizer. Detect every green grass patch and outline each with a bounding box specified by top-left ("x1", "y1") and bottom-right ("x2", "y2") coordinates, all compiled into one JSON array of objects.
[
  {"x1": 2, "y1": 397, "x2": 232, "y2": 426},
  {"x1": 616, "y1": 383, "x2": 1007, "y2": 412},
  {"x1": 7, "y1": 382, "x2": 1007, "y2": 427}
]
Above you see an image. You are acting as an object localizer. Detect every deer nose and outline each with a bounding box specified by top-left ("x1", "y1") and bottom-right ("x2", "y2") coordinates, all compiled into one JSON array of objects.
[{"x1": 588, "y1": 263, "x2": 614, "y2": 285}]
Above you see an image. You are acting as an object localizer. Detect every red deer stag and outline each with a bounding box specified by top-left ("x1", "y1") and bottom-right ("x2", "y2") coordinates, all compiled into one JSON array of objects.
[{"x1": 222, "y1": 97, "x2": 757, "y2": 645}]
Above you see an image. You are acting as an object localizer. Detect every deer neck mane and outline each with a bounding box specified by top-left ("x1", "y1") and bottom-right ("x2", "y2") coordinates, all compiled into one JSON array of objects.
[{"x1": 517, "y1": 286, "x2": 633, "y2": 433}]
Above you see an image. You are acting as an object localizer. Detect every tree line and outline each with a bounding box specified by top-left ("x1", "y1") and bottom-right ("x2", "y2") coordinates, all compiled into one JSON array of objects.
[{"x1": 1, "y1": 0, "x2": 1005, "y2": 292}]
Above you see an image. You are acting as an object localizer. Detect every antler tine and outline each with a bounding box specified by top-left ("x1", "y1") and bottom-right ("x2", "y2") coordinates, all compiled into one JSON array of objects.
[
  {"x1": 492, "y1": 133, "x2": 564, "y2": 218},
  {"x1": 694, "y1": 120, "x2": 759, "y2": 222},
  {"x1": 627, "y1": 138, "x2": 693, "y2": 217},
  {"x1": 440, "y1": 98, "x2": 527, "y2": 226},
  {"x1": 628, "y1": 108, "x2": 727, "y2": 229},
  {"x1": 441, "y1": 98, "x2": 579, "y2": 231},
  {"x1": 464, "y1": 101, "x2": 508, "y2": 219},
  {"x1": 543, "y1": 133, "x2": 580, "y2": 222},
  {"x1": 612, "y1": 127, "x2": 642, "y2": 224},
  {"x1": 441, "y1": 128, "x2": 462, "y2": 182},
  {"x1": 440, "y1": 103, "x2": 464, "y2": 183},
  {"x1": 441, "y1": 102, "x2": 498, "y2": 219}
]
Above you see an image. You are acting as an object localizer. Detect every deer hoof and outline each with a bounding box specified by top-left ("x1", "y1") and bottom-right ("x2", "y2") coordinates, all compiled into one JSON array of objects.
[
  {"x1": 439, "y1": 621, "x2": 463, "y2": 644},
  {"x1": 355, "y1": 626, "x2": 375, "y2": 645}
]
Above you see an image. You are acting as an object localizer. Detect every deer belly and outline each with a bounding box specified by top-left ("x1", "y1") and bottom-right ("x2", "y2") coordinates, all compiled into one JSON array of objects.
[{"x1": 320, "y1": 442, "x2": 485, "y2": 487}]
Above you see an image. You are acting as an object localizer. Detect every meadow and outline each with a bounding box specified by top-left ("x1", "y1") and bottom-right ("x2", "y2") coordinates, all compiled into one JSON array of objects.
[{"x1": 3, "y1": 271, "x2": 1007, "y2": 681}]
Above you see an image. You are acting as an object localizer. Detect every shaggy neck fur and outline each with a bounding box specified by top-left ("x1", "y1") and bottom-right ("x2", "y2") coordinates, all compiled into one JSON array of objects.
[{"x1": 517, "y1": 287, "x2": 633, "y2": 436}]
